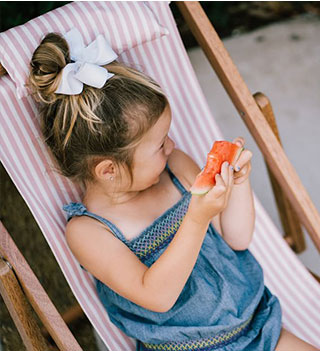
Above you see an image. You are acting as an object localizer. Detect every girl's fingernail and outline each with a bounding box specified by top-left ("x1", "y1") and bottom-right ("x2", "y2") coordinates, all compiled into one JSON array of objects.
[
  {"x1": 236, "y1": 166, "x2": 240, "y2": 171},
  {"x1": 230, "y1": 165, "x2": 234, "y2": 171}
]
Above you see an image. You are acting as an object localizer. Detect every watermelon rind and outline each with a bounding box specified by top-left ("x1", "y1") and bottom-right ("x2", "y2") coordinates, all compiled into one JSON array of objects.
[
  {"x1": 190, "y1": 187, "x2": 211, "y2": 196},
  {"x1": 231, "y1": 147, "x2": 244, "y2": 166}
]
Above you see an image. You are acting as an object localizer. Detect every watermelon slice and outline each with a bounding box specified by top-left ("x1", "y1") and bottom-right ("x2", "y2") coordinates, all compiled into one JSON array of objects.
[{"x1": 190, "y1": 141, "x2": 243, "y2": 195}]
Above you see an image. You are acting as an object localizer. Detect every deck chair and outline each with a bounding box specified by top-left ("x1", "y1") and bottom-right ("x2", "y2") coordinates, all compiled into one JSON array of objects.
[{"x1": 1, "y1": 2, "x2": 320, "y2": 350}]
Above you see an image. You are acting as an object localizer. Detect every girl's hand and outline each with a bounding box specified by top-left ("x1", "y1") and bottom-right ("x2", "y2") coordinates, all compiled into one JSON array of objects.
[
  {"x1": 188, "y1": 161, "x2": 234, "y2": 225},
  {"x1": 233, "y1": 137, "x2": 252, "y2": 185}
]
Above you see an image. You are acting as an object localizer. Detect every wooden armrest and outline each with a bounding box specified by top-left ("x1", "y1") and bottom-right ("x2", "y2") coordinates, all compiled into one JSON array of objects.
[
  {"x1": 177, "y1": 1, "x2": 320, "y2": 252},
  {"x1": 0, "y1": 222, "x2": 83, "y2": 351}
]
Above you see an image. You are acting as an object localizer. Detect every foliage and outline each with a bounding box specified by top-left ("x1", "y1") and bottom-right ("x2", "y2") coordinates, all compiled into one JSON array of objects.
[
  {"x1": 0, "y1": 2, "x2": 70, "y2": 32},
  {"x1": 2, "y1": 2, "x2": 320, "y2": 36}
]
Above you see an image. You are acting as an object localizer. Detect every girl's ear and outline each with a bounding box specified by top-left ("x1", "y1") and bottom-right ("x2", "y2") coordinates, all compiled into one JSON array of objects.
[{"x1": 94, "y1": 159, "x2": 115, "y2": 181}]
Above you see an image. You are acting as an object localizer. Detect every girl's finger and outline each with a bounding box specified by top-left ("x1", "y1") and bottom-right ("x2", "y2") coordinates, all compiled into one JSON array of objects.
[
  {"x1": 234, "y1": 149, "x2": 252, "y2": 172},
  {"x1": 232, "y1": 136, "x2": 245, "y2": 148},
  {"x1": 234, "y1": 165, "x2": 248, "y2": 179},
  {"x1": 234, "y1": 162, "x2": 252, "y2": 184},
  {"x1": 215, "y1": 173, "x2": 225, "y2": 188},
  {"x1": 228, "y1": 163, "x2": 235, "y2": 188},
  {"x1": 211, "y1": 174, "x2": 227, "y2": 198},
  {"x1": 220, "y1": 161, "x2": 230, "y2": 185}
]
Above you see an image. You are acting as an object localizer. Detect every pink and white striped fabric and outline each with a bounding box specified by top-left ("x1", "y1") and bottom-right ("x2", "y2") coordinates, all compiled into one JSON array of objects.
[
  {"x1": 0, "y1": 1, "x2": 168, "y2": 99},
  {"x1": 1, "y1": 2, "x2": 319, "y2": 350}
]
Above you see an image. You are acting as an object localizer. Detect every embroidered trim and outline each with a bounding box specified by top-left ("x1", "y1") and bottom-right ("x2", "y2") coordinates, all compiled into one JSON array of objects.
[
  {"x1": 140, "y1": 315, "x2": 253, "y2": 351},
  {"x1": 128, "y1": 195, "x2": 190, "y2": 262}
]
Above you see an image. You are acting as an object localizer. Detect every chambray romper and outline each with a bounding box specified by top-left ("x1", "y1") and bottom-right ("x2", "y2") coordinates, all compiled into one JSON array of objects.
[{"x1": 64, "y1": 165, "x2": 282, "y2": 351}]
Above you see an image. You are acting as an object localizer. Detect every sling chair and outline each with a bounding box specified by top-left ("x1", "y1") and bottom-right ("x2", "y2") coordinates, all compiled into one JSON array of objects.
[{"x1": 1, "y1": 2, "x2": 319, "y2": 350}]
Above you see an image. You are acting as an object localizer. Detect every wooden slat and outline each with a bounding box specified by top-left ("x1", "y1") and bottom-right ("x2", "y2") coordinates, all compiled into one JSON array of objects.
[
  {"x1": 0, "y1": 63, "x2": 7, "y2": 76},
  {"x1": 177, "y1": 1, "x2": 320, "y2": 251},
  {"x1": 0, "y1": 258, "x2": 49, "y2": 351},
  {"x1": 0, "y1": 222, "x2": 83, "y2": 351},
  {"x1": 42, "y1": 303, "x2": 85, "y2": 340},
  {"x1": 254, "y1": 92, "x2": 306, "y2": 253},
  {"x1": 309, "y1": 270, "x2": 320, "y2": 284}
]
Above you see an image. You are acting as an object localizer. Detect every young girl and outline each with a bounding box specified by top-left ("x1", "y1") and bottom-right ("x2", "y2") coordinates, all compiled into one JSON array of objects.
[{"x1": 29, "y1": 32, "x2": 317, "y2": 351}]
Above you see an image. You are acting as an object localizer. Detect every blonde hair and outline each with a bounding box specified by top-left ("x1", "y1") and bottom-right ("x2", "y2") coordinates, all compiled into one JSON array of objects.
[{"x1": 29, "y1": 33, "x2": 168, "y2": 184}]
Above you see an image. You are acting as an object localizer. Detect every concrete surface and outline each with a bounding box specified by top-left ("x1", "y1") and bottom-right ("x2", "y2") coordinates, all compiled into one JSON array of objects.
[{"x1": 187, "y1": 15, "x2": 320, "y2": 275}]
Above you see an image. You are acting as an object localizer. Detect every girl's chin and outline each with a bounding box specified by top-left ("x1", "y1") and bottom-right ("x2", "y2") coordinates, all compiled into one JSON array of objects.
[
  {"x1": 150, "y1": 174, "x2": 162, "y2": 187},
  {"x1": 145, "y1": 167, "x2": 167, "y2": 188},
  {"x1": 138, "y1": 178, "x2": 160, "y2": 190},
  {"x1": 153, "y1": 177, "x2": 161, "y2": 185}
]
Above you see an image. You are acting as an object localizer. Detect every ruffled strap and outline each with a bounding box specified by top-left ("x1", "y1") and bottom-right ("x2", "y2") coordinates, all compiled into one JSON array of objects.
[{"x1": 63, "y1": 202, "x2": 88, "y2": 220}]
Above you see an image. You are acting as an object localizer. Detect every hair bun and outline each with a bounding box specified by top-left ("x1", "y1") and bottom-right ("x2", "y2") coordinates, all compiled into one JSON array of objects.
[{"x1": 29, "y1": 33, "x2": 70, "y2": 103}]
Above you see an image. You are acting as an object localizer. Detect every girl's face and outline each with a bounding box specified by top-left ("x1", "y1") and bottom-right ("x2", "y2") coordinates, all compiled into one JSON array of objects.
[{"x1": 127, "y1": 104, "x2": 175, "y2": 191}]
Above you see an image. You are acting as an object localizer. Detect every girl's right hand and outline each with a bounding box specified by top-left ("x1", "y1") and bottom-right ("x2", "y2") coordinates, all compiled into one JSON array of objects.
[{"x1": 188, "y1": 161, "x2": 234, "y2": 225}]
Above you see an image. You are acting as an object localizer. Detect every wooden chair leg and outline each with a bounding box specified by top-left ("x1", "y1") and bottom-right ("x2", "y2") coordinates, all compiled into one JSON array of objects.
[
  {"x1": 0, "y1": 257, "x2": 49, "y2": 351},
  {"x1": 253, "y1": 92, "x2": 306, "y2": 253}
]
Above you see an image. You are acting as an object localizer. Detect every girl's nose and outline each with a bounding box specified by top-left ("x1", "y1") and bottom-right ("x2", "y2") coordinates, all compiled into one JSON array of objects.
[{"x1": 164, "y1": 136, "x2": 175, "y2": 156}]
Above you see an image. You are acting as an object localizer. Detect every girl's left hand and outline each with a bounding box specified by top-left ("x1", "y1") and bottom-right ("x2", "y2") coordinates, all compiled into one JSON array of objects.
[{"x1": 232, "y1": 137, "x2": 252, "y2": 185}]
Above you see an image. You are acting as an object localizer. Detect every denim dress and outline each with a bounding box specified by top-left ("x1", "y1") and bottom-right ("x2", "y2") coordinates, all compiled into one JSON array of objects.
[{"x1": 64, "y1": 165, "x2": 282, "y2": 351}]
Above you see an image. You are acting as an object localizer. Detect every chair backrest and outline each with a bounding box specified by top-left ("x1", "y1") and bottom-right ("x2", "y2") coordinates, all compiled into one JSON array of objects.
[{"x1": 1, "y1": 2, "x2": 319, "y2": 350}]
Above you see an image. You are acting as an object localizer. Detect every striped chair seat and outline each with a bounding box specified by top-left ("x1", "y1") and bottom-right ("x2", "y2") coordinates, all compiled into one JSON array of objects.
[{"x1": 1, "y1": 2, "x2": 319, "y2": 350}]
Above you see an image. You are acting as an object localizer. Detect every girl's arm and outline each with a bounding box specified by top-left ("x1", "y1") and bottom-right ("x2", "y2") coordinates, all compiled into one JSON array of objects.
[
  {"x1": 220, "y1": 177, "x2": 255, "y2": 250},
  {"x1": 171, "y1": 141, "x2": 255, "y2": 250},
  {"x1": 160, "y1": 146, "x2": 255, "y2": 253},
  {"x1": 66, "y1": 212, "x2": 210, "y2": 313},
  {"x1": 219, "y1": 137, "x2": 255, "y2": 250}
]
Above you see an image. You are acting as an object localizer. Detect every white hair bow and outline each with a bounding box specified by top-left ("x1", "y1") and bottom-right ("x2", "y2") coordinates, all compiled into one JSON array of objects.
[{"x1": 55, "y1": 28, "x2": 118, "y2": 95}]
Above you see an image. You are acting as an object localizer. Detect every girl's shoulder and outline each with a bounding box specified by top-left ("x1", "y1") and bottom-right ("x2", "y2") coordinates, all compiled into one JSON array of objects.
[
  {"x1": 65, "y1": 213, "x2": 112, "y2": 248},
  {"x1": 167, "y1": 148, "x2": 201, "y2": 191}
]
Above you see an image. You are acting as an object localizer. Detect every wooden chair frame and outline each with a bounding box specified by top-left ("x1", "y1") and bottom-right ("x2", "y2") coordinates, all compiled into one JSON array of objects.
[
  {"x1": 0, "y1": 222, "x2": 82, "y2": 351},
  {"x1": 1, "y1": 2, "x2": 319, "y2": 350}
]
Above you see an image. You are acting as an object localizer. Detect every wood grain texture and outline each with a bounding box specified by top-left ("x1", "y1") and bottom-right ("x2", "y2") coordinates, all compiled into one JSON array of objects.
[
  {"x1": 177, "y1": 1, "x2": 320, "y2": 251},
  {"x1": 0, "y1": 258, "x2": 49, "y2": 351},
  {"x1": 0, "y1": 222, "x2": 83, "y2": 351}
]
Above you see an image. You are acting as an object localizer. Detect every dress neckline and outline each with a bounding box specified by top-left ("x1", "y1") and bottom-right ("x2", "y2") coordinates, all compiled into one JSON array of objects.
[
  {"x1": 64, "y1": 164, "x2": 191, "y2": 245},
  {"x1": 127, "y1": 191, "x2": 191, "y2": 244}
]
